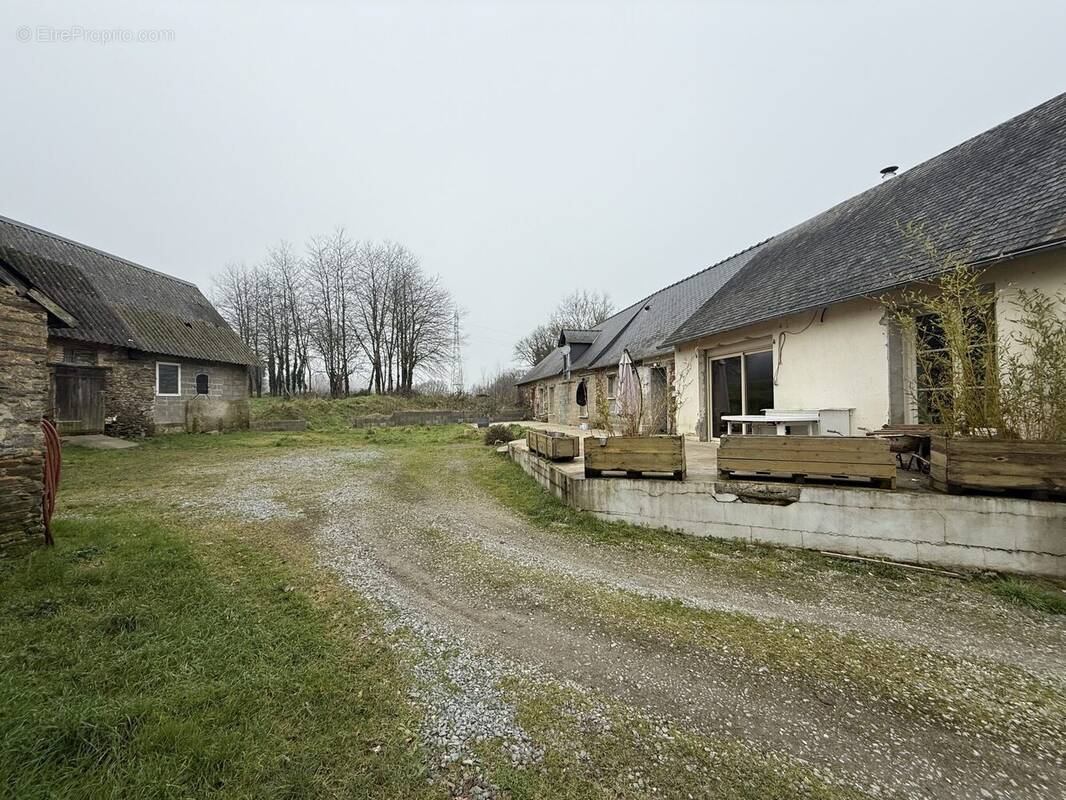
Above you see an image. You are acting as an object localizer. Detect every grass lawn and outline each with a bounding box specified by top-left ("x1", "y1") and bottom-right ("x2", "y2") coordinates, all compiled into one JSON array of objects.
[{"x1": 0, "y1": 462, "x2": 440, "y2": 799}]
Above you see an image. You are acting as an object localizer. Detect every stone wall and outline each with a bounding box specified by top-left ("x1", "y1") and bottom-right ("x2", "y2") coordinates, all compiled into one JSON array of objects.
[
  {"x1": 107, "y1": 350, "x2": 156, "y2": 436},
  {"x1": 0, "y1": 285, "x2": 48, "y2": 553},
  {"x1": 48, "y1": 339, "x2": 155, "y2": 436}
]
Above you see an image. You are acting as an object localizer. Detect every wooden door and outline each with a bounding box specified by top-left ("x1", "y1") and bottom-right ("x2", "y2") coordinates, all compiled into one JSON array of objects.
[{"x1": 52, "y1": 367, "x2": 106, "y2": 434}]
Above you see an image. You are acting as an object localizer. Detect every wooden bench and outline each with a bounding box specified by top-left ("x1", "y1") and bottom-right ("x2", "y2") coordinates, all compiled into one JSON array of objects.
[
  {"x1": 718, "y1": 435, "x2": 896, "y2": 489},
  {"x1": 526, "y1": 430, "x2": 579, "y2": 462}
]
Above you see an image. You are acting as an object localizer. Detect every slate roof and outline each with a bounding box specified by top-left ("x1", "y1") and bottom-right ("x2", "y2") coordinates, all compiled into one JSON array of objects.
[
  {"x1": 665, "y1": 91, "x2": 1066, "y2": 346},
  {"x1": 0, "y1": 215, "x2": 257, "y2": 365},
  {"x1": 515, "y1": 347, "x2": 567, "y2": 385},
  {"x1": 515, "y1": 241, "x2": 765, "y2": 385}
]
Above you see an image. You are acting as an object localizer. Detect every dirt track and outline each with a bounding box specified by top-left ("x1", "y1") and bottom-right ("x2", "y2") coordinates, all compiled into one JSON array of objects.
[{"x1": 204, "y1": 443, "x2": 1066, "y2": 800}]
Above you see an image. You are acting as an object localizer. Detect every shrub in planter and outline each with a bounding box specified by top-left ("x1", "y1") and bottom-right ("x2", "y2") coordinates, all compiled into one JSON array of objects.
[{"x1": 883, "y1": 227, "x2": 1066, "y2": 496}]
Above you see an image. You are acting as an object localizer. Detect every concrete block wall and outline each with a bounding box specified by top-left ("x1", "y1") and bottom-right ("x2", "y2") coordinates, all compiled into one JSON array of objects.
[
  {"x1": 509, "y1": 443, "x2": 1066, "y2": 578},
  {"x1": 0, "y1": 286, "x2": 48, "y2": 553},
  {"x1": 154, "y1": 360, "x2": 250, "y2": 433}
]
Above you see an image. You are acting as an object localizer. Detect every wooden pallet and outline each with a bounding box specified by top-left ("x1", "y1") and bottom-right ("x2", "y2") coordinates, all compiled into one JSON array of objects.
[
  {"x1": 526, "y1": 429, "x2": 579, "y2": 461},
  {"x1": 583, "y1": 435, "x2": 685, "y2": 480},
  {"x1": 717, "y1": 435, "x2": 896, "y2": 489},
  {"x1": 930, "y1": 436, "x2": 1066, "y2": 498},
  {"x1": 584, "y1": 467, "x2": 685, "y2": 480}
]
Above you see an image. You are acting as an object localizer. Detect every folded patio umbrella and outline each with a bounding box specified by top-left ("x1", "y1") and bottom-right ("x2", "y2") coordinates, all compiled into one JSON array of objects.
[{"x1": 617, "y1": 349, "x2": 641, "y2": 426}]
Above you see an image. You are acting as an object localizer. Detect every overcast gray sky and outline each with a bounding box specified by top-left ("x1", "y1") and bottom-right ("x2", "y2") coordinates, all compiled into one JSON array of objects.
[{"x1": 4, "y1": 0, "x2": 1065, "y2": 386}]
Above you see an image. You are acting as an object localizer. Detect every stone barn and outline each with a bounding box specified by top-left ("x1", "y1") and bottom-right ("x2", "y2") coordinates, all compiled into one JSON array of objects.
[{"x1": 0, "y1": 215, "x2": 257, "y2": 437}]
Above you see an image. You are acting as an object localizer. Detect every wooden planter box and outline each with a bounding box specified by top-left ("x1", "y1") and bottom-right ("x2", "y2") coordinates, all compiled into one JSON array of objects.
[
  {"x1": 930, "y1": 436, "x2": 1066, "y2": 497},
  {"x1": 718, "y1": 435, "x2": 896, "y2": 489},
  {"x1": 526, "y1": 429, "x2": 579, "y2": 462},
  {"x1": 583, "y1": 435, "x2": 685, "y2": 480}
]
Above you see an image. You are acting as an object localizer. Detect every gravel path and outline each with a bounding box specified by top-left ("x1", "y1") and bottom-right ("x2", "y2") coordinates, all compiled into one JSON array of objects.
[{"x1": 192, "y1": 445, "x2": 1066, "y2": 799}]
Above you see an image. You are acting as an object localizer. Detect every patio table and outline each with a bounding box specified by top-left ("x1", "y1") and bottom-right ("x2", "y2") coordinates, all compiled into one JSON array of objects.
[{"x1": 721, "y1": 413, "x2": 821, "y2": 436}]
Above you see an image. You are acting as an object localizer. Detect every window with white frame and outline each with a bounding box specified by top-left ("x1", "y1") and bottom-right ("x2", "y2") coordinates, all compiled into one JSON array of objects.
[{"x1": 156, "y1": 362, "x2": 181, "y2": 396}]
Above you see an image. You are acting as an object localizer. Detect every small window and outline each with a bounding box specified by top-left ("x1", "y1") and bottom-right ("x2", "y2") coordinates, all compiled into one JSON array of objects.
[
  {"x1": 195, "y1": 373, "x2": 209, "y2": 395},
  {"x1": 607, "y1": 374, "x2": 617, "y2": 399},
  {"x1": 156, "y1": 362, "x2": 181, "y2": 396}
]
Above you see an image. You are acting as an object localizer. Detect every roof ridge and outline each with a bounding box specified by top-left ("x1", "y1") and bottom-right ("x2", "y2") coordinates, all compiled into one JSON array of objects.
[{"x1": 0, "y1": 214, "x2": 198, "y2": 288}]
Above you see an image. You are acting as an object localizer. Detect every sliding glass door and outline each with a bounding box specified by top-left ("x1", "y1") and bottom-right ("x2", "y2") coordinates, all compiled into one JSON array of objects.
[{"x1": 709, "y1": 350, "x2": 774, "y2": 437}]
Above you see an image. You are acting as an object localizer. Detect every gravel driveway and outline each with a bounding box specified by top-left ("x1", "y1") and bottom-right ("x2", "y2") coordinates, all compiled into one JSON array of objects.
[{"x1": 192, "y1": 442, "x2": 1066, "y2": 800}]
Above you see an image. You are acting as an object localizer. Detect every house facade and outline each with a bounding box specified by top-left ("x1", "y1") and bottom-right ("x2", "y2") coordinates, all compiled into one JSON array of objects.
[
  {"x1": 0, "y1": 216, "x2": 256, "y2": 437},
  {"x1": 519, "y1": 92, "x2": 1066, "y2": 441},
  {"x1": 666, "y1": 92, "x2": 1066, "y2": 441}
]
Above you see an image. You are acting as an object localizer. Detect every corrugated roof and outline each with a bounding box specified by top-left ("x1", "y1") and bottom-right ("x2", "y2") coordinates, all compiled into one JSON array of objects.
[
  {"x1": 515, "y1": 241, "x2": 764, "y2": 385},
  {"x1": 0, "y1": 216, "x2": 257, "y2": 365},
  {"x1": 665, "y1": 91, "x2": 1066, "y2": 346}
]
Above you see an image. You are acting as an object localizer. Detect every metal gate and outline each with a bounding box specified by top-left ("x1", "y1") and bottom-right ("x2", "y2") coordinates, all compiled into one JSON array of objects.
[{"x1": 51, "y1": 366, "x2": 106, "y2": 434}]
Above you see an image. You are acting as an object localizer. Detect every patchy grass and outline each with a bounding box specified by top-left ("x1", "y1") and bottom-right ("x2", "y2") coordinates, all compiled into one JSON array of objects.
[
  {"x1": 489, "y1": 681, "x2": 866, "y2": 800},
  {"x1": 251, "y1": 394, "x2": 475, "y2": 430},
  {"x1": 380, "y1": 515, "x2": 1066, "y2": 757},
  {"x1": 0, "y1": 509, "x2": 439, "y2": 800},
  {"x1": 982, "y1": 576, "x2": 1066, "y2": 615}
]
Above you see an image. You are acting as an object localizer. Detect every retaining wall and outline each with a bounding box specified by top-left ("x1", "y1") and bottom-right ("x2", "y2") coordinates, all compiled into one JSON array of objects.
[
  {"x1": 353, "y1": 409, "x2": 528, "y2": 428},
  {"x1": 509, "y1": 443, "x2": 1066, "y2": 578}
]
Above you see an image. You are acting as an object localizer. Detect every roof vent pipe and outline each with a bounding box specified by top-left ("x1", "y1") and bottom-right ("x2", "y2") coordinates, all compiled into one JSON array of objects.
[{"x1": 880, "y1": 165, "x2": 899, "y2": 179}]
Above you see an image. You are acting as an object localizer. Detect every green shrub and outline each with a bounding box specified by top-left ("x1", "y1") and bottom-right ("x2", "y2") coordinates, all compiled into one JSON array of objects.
[{"x1": 483, "y1": 424, "x2": 522, "y2": 445}]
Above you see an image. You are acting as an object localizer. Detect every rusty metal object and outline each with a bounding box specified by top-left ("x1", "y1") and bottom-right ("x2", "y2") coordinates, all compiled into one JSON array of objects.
[{"x1": 41, "y1": 418, "x2": 61, "y2": 546}]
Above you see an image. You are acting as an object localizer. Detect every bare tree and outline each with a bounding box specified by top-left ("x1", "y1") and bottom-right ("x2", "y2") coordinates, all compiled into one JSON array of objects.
[
  {"x1": 513, "y1": 323, "x2": 558, "y2": 368},
  {"x1": 213, "y1": 234, "x2": 456, "y2": 398},
  {"x1": 261, "y1": 241, "x2": 312, "y2": 396},
  {"x1": 513, "y1": 290, "x2": 614, "y2": 367},
  {"x1": 352, "y1": 241, "x2": 394, "y2": 393},
  {"x1": 556, "y1": 289, "x2": 614, "y2": 330},
  {"x1": 472, "y1": 366, "x2": 524, "y2": 411},
  {"x1": 305, "y1": 229, "x2": 362, "y2": 397},
  {"x1": 212, "y1": 261, "x2": 265, "y2": 395}
]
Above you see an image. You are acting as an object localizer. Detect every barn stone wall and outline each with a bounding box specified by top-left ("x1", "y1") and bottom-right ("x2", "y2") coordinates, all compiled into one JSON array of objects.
[
  {"x1": 47, "y1": 340, "x2": 250, "y2": 436},
  {"x1": 0, "y1": 285, "x2": 47, "y2": 553},
  {"x1": 48, "y1": 339, "x2": 155, "y2": 436}
]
